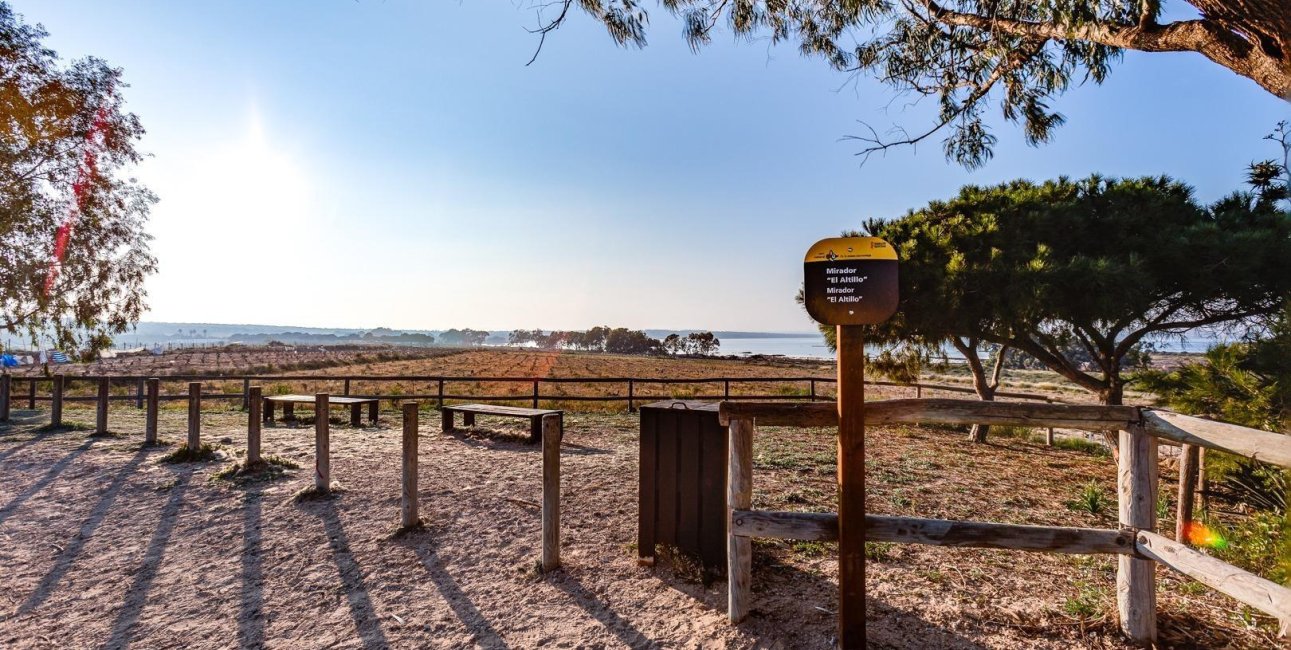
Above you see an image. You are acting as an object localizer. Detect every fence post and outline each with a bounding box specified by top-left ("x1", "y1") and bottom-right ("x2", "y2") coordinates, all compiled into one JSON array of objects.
[
  {"x1": 1197, "y1": 447, "x2": 1209, "y2": 517},
  {"x1": 809, "y1": 379, "x2": 816, "y2": 402},
  {"x1": 315, "y1": 393, "x2": 330, "y2": 492},
  {"x1": 0, "y1": 374, "x2": 9, "y2": 422},
  {"x1": 727, "y1": 417, "x2": 754, "y2": 623},
  {"x1": 627, "y1": 379, "x2": 635, "y2": 413},
  {"x1": 402, "y1": 402, "x2": 419, "y2": 528},
  {"x1": 248, "y1": 386, "x2": 262, "y2": 466},
  {"x1": 28, "y1": 377, "x2": 36, "y2": 409},
  {"x1": 145, "y1": 378, "x2": 159, "y2": 444},
  {"x1": 344, "y1": 378, "x2": 351, "y2": 397},
  {"x1": 1046, "y1": 427, "x2": 1055, "y2": 446},
  {"x1": 1176, "y1": 443, "x2": 1199, "y2": 544},
  {"x1": 51, "y1": 374, "x2": 64, "y2": 428},
  {"x1": 1117, "y1": 422, "x2": 1158, "y2": 645},
  {"x1": 542, "y1": 412, "x2": 561, "y2": 571},
  {"x1": 242, "y1": 378, "x2": 251, "y2": 410},
  {"x1": 437, "y1": 379, "x2": 444, "y2": 408},
  {"x1": 916, "y1": 384, "x2": 922, "y2": 399},
  {"x1": 723, "y1": 379, "x2": 730, "y2": 401},
  {"x1": 532, "y1": 380, "x2": 539, "y2": 409},
  {"x1": 135, "y1": 378, "x2": 144, "y2": 409},
  {"x1": 187, "y1": 382, "x2": 202, "y2": 450},
  {"x1": 96, "y1": 377, "x2": 110, "y2": 435}
]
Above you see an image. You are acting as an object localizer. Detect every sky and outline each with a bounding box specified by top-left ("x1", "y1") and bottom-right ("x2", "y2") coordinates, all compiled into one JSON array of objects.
[{"x1": 12, "y1": 1, "x2": 1291, "y2": 333}]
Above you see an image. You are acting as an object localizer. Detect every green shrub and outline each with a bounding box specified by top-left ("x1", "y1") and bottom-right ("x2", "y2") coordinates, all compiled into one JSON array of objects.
[{"x1": 1067, "y1": 480, "x2": 1109, "y2": 515}]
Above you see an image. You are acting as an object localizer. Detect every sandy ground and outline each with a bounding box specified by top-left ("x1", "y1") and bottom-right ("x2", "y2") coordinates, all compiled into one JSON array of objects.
[{"x1": 0, "y1": 404, "x2": 1284, "y2": 649}]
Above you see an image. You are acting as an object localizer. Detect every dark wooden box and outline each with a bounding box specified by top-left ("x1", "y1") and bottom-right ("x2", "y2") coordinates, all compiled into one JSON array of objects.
[{"x1": 638, "y1": 400, "x2": 728, "y2": 575}]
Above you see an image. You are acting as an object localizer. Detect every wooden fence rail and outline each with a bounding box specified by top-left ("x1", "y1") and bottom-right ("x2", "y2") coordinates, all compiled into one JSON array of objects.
[
  {"x1": 722, "y1": 398, "x2": 1291, "y2": 645},
  {"x1": 0, "y1": 373, "x2": 1055, "y2": 416}
]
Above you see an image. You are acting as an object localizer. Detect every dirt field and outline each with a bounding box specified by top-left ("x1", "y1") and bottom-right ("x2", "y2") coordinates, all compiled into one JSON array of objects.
[{"x1": 1, "y1": 400, "x2": 1284, "y2": 649}]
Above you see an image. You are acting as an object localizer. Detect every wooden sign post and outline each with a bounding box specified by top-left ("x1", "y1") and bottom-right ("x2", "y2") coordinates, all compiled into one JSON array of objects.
[{"x1": 804, "y1": 236, "x2": 898, "y2": 649}]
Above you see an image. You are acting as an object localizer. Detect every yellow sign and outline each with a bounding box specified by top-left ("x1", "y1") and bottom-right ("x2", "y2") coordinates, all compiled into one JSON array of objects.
[{"x1": 803, "y1": 236, "x2": 899, "y2": 325}]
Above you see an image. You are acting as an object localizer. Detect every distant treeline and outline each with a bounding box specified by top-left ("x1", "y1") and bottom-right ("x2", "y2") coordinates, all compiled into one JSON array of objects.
[
  {"x1": 507, "y1": 327, "x2": 719, "y2": 356},
  {"x1": 228, "y1": 327, "x2": 491, "y2": 347}
]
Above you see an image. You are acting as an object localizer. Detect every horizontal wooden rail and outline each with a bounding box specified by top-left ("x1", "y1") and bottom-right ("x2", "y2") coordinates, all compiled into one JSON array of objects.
[
  {"x1": 1141, "y1": 410, "x2": 1291, "y2": 469},
  {"x1": 1137, "y1": 531, "x2": 1291, "y2": 634},
  {"x1": 729, "y1": 510, "x2": 1136, "y2": 555},
  {"x1": 719, "y1": 398, "x2": 1138, "y2": 431}
]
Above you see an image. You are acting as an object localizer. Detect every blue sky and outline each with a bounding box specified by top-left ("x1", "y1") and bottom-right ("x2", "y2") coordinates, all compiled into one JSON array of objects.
[{"x1": 14, "y1": 1, "x2": 1290, "y2": 332}]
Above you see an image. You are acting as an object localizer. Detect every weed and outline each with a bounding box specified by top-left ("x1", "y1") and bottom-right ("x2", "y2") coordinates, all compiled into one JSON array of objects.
[
  {"x1": 1052, "y1": 436, "x2": 1111, "y2": 456},
  {"x1": 160, "y1": 442, "x2": 219, "y2": 463},
  {"x1": 791, "y1": 541, "x2": 830, "y2": 557},
  {"x1": 864, "y1": 542, "x2": 895, "y2": 562},
  {"x1": 1063, "y1": 584, "x2": 1105, "y2": 618},
  {"x1": 1066, "y1": 480, "x2": 1109, "y2": 516},
  {"x1": 990, "y1": 425, "x2": 1034, "y2": 440}
]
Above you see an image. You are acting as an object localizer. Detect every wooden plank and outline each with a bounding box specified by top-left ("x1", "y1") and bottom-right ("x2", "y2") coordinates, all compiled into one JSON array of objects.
[
  {"x1": 836, "y1": 325, "x2": 866, "y2": 650},
  {"x1": 263, "y1": 394, "x2": 377, "y2": 406},
  {"x1": 656, "y1": 409, "x2": 679, "y2": 545},
  {"x1": 187, "y1": 382, "x2": 201, "y2": 449},
  {"x1": 1117, "y1": 425, "x2": 1158, "y2": 645},
  {"x1": 402, "y1": 402, "x2": 419, "y2": 528},
  {"x1": 719, "y1": 398, "x2": 1138, "y2": 431},
  {"x1": 96, "y1": 377, "x2": 109, "y2": 434},
  {"x1": 1176, "y1": 444, "x2": 1199, "y2": 543},
  {"x1": 247, "y1": 386, "x2": 262, "y2": 465},
  {"x1": 447, "y1": 403, "x2": 562, "y2": 417},
  {"x1": 638, "y1": 405, "x2": 657, "y2": 565},
  {"x1": 728, "y1": 511, "x2": 1136, "y2": 554},
  {"x1": 678, "y1": 409, "x2": 702, "y2": 554},
  {"x1": 699, "y1": 411, "x2": 727, "y2": 570},
  {"x1": 542, "y1": 413, "x2": 561, "y2": 572},
  {"x1": 51, "y1": 374, "x2": 63, "y2": 428},
  {"x1": 1143, "y1": 409, "x2": 1291, "y2": 469},
  {"x1": 1, "y1": 374, "x2": 10, "y2": 421},
  {"x1": 315, "y1": 393, "x2": 330, "y2": 492},
  {"x1": 1138, "y1": 530, "x2": 1291, "y2": 634},
  {"x1": 727, "y1": 417, "x2": 754, "y2": 624},
  {"x1": 145, "y1": 378, "x2": 159, "y2": 444}
]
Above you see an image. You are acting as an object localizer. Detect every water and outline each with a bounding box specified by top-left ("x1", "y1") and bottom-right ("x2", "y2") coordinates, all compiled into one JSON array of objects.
[
  {"x1": 720, "y1": 336, "x2": 834, "y2": 359},
  {"x1": 716, "y1": 334, "x2": 1223, "y2": 361}
]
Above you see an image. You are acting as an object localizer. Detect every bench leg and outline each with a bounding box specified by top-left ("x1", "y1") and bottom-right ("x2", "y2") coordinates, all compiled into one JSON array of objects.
[
  {"x1": 463, "y1": 412, "x2": 475, "y2": 427},
  {"x1": 350, "y1": 403, "x2": 361, "y2": 426},
  {"x1": 283, "y1": 403, "x2": 295, "y2": 421},
  {"x1": 442, "y1": 409, "x2": 453, "y2": 432},
  {"x1": 368, "y1": 401, "x2": 378, "y2": 423},
  {"x1": 265, "y1": 400, "x2": 274, "y2": 423},
  {"x1": 529, "y1": 417, "x2": 542, "y2": 444}
]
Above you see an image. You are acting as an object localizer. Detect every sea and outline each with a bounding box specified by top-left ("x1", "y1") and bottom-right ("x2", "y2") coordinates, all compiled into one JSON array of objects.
[{"x1": 721, "y1": 334, "x2": 1223, "y2": 361}]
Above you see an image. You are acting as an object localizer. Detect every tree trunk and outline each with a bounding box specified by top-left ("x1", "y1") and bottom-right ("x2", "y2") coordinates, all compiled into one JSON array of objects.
[{"x1": 1100, "y1": 380, "x2": 1125, "y2": 462}]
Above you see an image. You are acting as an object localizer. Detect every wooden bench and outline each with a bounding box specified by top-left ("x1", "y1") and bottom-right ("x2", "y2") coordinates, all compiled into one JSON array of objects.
[
  {"x1": 441, "y1": 403, "x2": 562, "y2": 443},
  {"x1": 263, "y1": 394, "x2": 379, "y2": 426}
]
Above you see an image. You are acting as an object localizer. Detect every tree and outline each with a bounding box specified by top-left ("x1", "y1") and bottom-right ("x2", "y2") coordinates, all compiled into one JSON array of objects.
[
  {"x1": 685, "y1": 331, "x2": 720, "y2": 355},
  {"x1": 604, "y1": 327, "x2": 662, "y2": 354},
  {"x1": 661, "y1": 333, "x2": 683, "y2": 355},
  {"x1": 1249, "y1": 120, "x2": 1291, "y2": 209},
  {"x1": 535, "y1": 1, "x2": 1291, "y2": 168},
  {"x1": 806, "y1": 175, "x2": 1291, "y2": 445},
  {"x1": 1, "y1": 3, "x2": 156, "y2": 358}
]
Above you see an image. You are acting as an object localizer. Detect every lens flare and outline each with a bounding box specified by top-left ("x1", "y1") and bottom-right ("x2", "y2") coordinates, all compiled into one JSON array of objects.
[
  {"x1": 1184, "y1": 521, "x2": 1229, "y2": 550},
  {"x1": 44, "y1": 88, "x2": 114, "y2": 296}
]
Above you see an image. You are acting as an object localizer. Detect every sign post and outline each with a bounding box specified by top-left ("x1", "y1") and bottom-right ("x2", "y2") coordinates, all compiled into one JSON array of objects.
[{"x1": 803, "y1": 236, "x2": 898, "y2": 650}]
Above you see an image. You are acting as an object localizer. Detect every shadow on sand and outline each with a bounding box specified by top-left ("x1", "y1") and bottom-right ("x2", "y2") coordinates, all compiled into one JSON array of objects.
[
  {"x1": 103, "y1": 465, "x2": 195, "y2": 647},
  {"x1": 16, "y1": 445, "x2": 151, "y2": 616},
  {"x1": 296, "y1": 495, "x2": 390, "y2": 649},
  {"x1": 394, "y1": 530, "x2": 509, "y2": 649}
]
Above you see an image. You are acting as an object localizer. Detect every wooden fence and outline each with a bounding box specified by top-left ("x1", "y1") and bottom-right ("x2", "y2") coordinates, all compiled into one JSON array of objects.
[
  {"x1": 0, "y1": 372, "x2": 1055, "y2": 419},
  {"x1": 717, "y1": 399, "x2": 1291, "y2": 644}
]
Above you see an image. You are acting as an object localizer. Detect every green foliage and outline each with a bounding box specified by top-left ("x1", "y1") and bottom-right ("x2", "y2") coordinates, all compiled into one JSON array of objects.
[
  {"x1": 1066, "y1": 480, "x2": 1109, "y2": 516},
  {"x1": 1051, "y1": 436, "x2": 1111, "y2": 456},
  {"x1": 1, "y1": 3, "x2": 156, "y2": 357},
  {"x1": 853, "y1": 175, "x2": 1291, "y2": 405},
  {"x1": 1137, "y1": 311, "x2": 1291, "y2": 434},
  {"x1": 1210, "y1": 510, "x2": 1291, "y2": 585}
]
